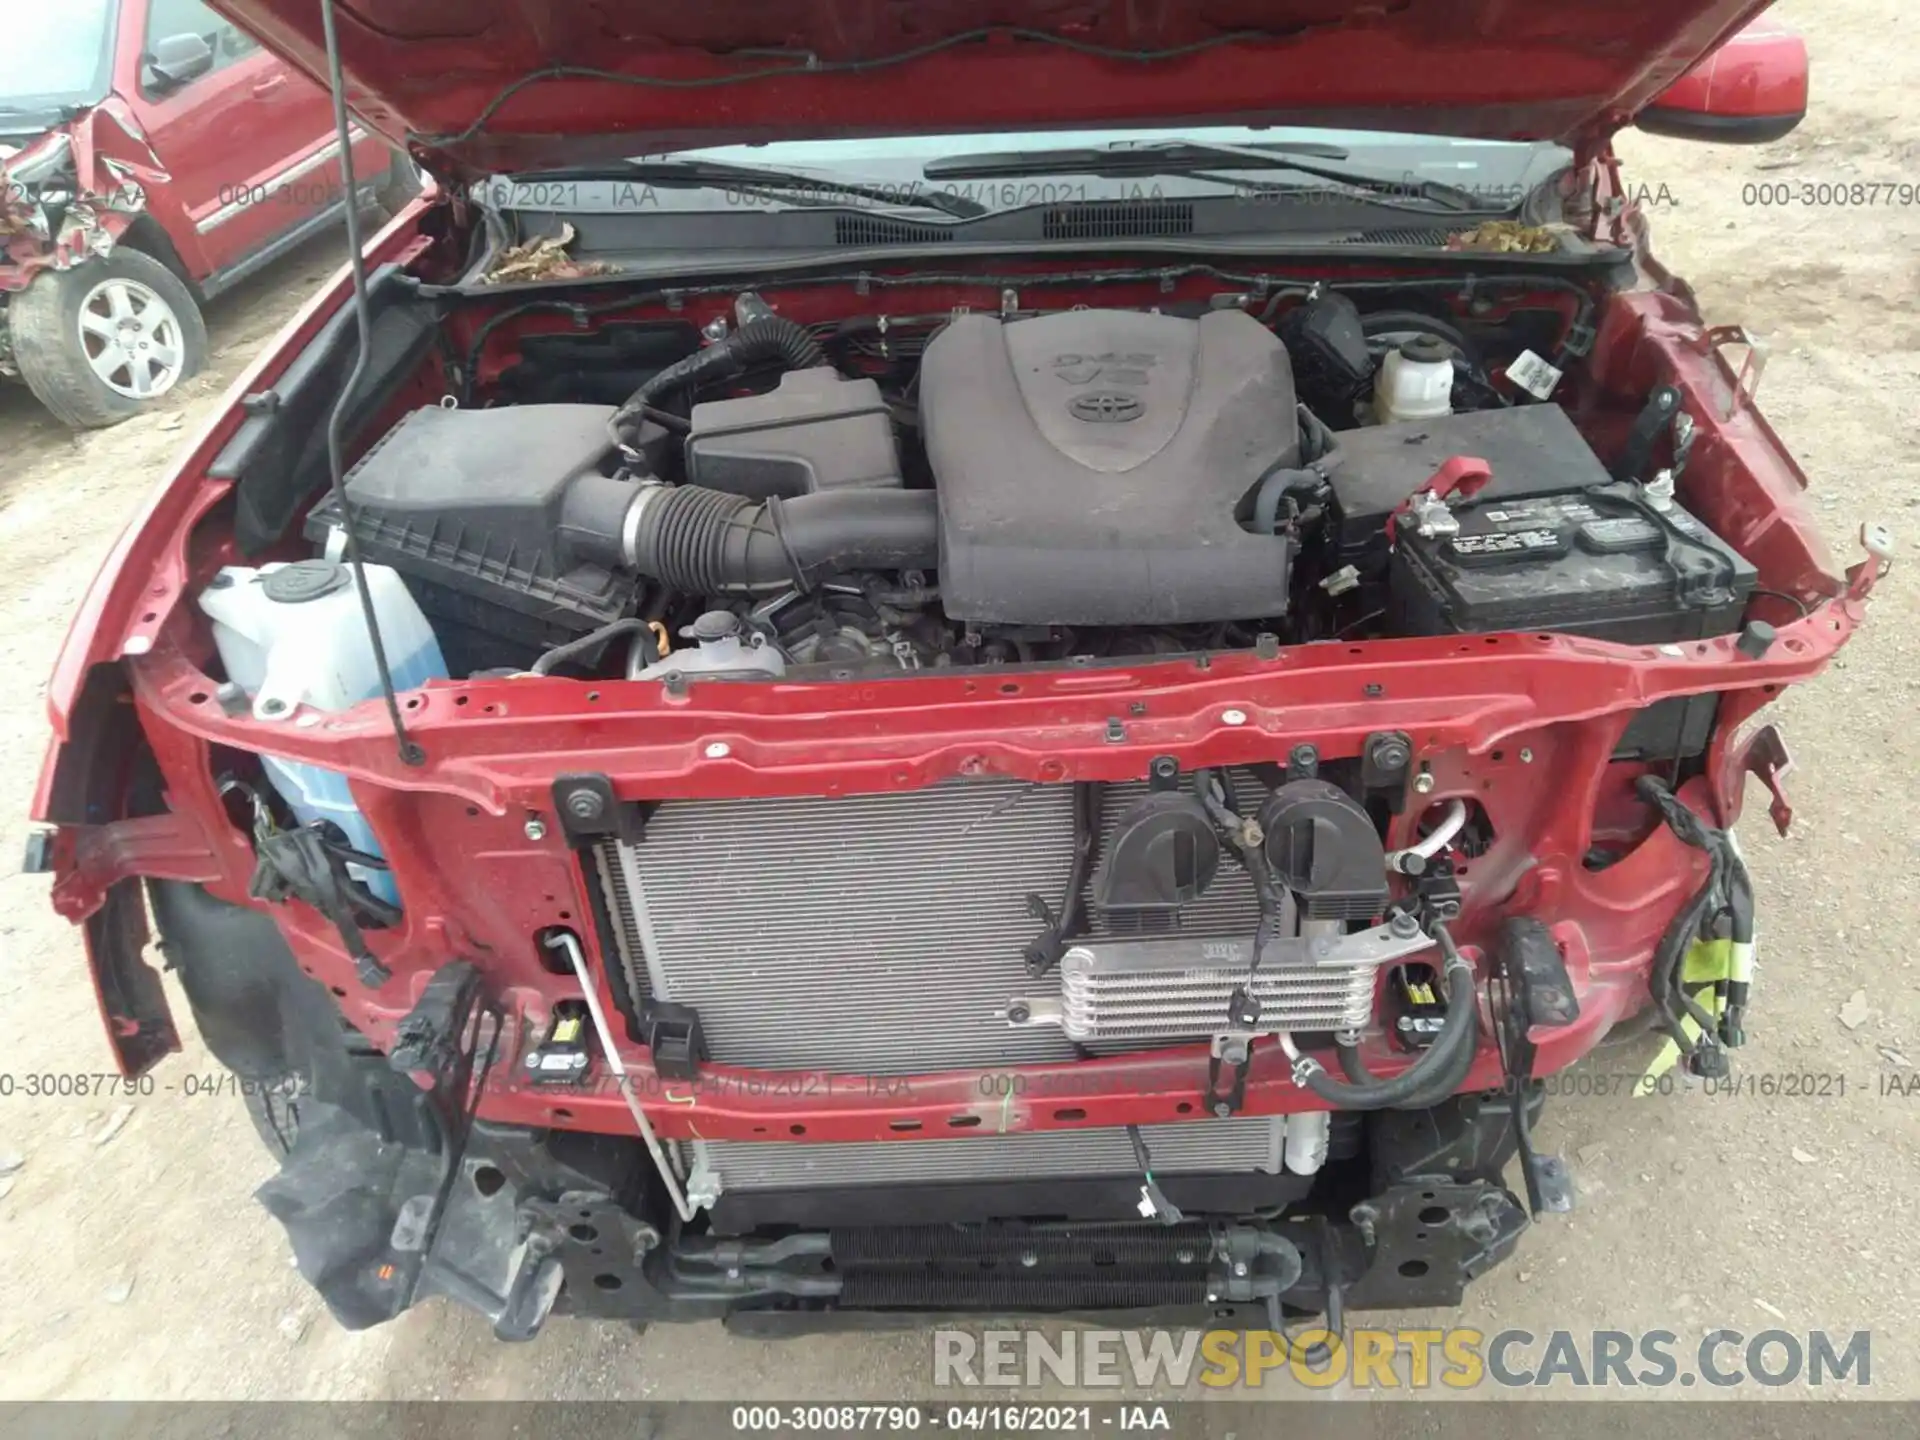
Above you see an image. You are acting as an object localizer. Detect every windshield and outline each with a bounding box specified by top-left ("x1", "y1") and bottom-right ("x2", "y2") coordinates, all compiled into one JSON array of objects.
[
  {"x1": 0, "y1": 0, "x2": 117, "y2": 122},
  {"x1": 485, "y1": 125, "x2": 1569, "y2": 216}
]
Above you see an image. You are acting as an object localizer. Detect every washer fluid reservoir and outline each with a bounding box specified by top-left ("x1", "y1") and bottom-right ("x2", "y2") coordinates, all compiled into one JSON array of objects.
[{"x1": 198, "y1": 559, "x2": 446, "y2": 904}]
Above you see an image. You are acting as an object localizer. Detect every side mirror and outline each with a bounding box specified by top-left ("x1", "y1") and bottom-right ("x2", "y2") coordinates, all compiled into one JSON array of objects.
[
  {"x1": 1638, "y1": 19, "x2": 1808, "y2": 144},
  {"x1": 145, "y1": 32, "x2": 216, "y2": 91}
]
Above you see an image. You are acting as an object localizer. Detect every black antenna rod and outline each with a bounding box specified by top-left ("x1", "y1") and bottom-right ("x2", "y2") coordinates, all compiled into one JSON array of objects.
[{"x1": 318, "y1": 0, "x2": 423, "y2": 766}]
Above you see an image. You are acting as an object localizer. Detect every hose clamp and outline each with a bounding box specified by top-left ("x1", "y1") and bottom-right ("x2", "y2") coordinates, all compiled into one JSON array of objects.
[{"x1": 620, "y1": 483, "x2": 662, "y2": 567}]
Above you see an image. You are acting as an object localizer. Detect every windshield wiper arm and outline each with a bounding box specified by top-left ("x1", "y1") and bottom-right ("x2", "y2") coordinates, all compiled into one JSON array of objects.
[
  {"x1": 927, "y1": 140, "x2": 1487, "y2": 211},
  {"x1": 619, "y1": 157, "x2": 987, "y2": 220},
  {"x1": 927, "y1": 140, "x2": 1351, "y2": 177}
]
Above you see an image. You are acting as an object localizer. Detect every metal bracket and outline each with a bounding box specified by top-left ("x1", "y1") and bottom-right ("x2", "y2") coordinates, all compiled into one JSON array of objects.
[
  {"x1": 1707, "y1": 324, "x2": 1768, "y2": 419},
  {"x1": 1206, "y1": 1030, "x2": 1256, "y2": 1117},
  {"x1": 1847, "y1": 522, "x2": 1895, "y2": 602},
  {"x1": 1737, "y1": 722, "x2": 1796, "y2": 838},
  {"x1": 551, "y1": 773, "x2": 624, "y2": 842}
]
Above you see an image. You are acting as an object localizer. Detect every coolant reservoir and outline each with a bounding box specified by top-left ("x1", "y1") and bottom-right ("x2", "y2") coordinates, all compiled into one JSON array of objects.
[
  {"x1": 1372, "y1": 335, "x2": 1454, "y2": 424},
  {"x1": 198, "y1": 560, "x2": 446, "y2": 903}
]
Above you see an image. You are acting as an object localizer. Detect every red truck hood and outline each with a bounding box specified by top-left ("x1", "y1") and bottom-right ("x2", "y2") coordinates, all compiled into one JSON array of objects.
[{"x1": 217, "y1": 0, "x2": 1778, "y2": 177}]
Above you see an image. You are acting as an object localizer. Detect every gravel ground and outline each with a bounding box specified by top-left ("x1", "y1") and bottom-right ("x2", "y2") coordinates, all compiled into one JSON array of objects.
[{"x1": 0, "y1": 0, "x2": 1916, "y2": 1407}]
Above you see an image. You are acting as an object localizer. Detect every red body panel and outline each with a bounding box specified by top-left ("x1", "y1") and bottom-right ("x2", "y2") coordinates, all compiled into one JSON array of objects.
[
  {"x1": 1651, "y1": 15, "x2": 1809, "y2": 121},
  {"x1": 206, "y1": 0, "x2": 1783, "y2": 176}
]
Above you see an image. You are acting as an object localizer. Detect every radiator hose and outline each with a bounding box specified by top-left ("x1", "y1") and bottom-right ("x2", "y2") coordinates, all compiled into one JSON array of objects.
[
  {"x1": 608, "y1": 315, "x2": 825, "y2": 455},
  {"x1": 1280, "y1": 925, "x2": 1480, "y2": 1109}
]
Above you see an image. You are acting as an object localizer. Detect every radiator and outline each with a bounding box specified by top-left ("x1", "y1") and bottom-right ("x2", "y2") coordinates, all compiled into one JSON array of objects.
[
  {"x1": 592, "y1": 776, "x2": 1368, "y2": 1200},
  {"x1": 593, "y1": 776, "x2": 1277, "y2": 1076}
]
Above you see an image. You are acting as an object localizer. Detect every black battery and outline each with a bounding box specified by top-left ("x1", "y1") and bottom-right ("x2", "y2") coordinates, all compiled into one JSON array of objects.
[
  {"x1": 1322, "y1": 404, "x2": 1613, "y2": 583},
  {"x1": 1390, "y1": 483, "x2": 1758, "y2": 757}
]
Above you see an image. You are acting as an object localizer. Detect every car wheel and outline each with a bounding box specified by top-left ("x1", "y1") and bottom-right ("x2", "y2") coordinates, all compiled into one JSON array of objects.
[{"x1": 8, "y1": 248, "x2": 208, "y2": 428}]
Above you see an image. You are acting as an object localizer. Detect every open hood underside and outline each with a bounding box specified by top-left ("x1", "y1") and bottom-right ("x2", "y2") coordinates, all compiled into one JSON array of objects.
[{"x1": 214, "y1": 0, "x2": 1777, "y2": 179}]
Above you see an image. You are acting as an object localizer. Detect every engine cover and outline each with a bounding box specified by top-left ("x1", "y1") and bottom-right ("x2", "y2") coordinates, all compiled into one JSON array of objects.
[{"x1": 920, "y1": 309, "x2": 1299, "y2": 625}]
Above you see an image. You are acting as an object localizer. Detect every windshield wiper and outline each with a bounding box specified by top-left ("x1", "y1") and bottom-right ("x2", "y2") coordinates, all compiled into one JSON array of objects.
[
  {"x1": 926, "y1": 140, "x2": 1488, "y2": 212},
  {"x1": 615, "y1": 157, "x2": 987, "y2": 220}
]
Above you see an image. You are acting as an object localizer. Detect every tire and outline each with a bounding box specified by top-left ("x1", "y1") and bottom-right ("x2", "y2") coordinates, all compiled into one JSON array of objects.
[{"x1": 9, "y1": 247, "x2": 208, "y2": 428}]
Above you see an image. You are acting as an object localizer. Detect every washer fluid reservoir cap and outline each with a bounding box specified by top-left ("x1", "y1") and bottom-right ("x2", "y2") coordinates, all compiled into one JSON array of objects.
[{"x1": 261, "y1": 558, "x2": 352, "y2": 604}]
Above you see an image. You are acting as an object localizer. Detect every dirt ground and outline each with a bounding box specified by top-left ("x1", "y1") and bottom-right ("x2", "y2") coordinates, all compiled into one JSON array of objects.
[{"x1": 1, "y1": 0, "x2": 1917, "y2": 1406}]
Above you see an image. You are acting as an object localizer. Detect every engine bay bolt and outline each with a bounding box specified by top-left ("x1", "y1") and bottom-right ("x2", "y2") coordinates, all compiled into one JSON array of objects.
[
  {"x1": 1288, "y1": 743, "x2": 1319, "y2": 777},
  {"x1": 1176, "y1": 1248, "x2": 1196, "y2": 1264},
  {"x1": 705, "y1": 741, "x2": 732, "y2": 759},
  {"x1": 1222, "y1": 708, "x2": 1248, "y2": 726},
  {"x1": 1232, "y1": 1261, "x2": 1249, "y2": 1277},
  {"x1": 1519, "y1": 747, "x2": 1535, "y2": 764},
  {"x1": 1008, "y1": 1002, "x2": 1032, "y2": 1024},
  {"x1": 1368, "y1": 734, "x2": 1411, "y2": 772},
  {"x1": 1413, "y1": 770, "x2": 1437, "y2": 795},
  {"x1": 1105, "y1": 718, "x2": 1127, "y2": 743},
  {"x1": 523, "y1": 816, "x2": 548, "y2": 841},
  {"x1": 1020, "y1": 1251, "x2": 1038, "y2": 1268},
  {"x1": 1213, "y1": 1101, "x2": 1233, "y2": 1119},
  {"x1": 701, "y1": 315, "x2": 730, "y2": 343},
  {"x1": 1255, "y1": 632, "x2": 1281, "y2": 660},
  {"x1": 564, "y1": 789, "x2": 606, "y2": 822}
]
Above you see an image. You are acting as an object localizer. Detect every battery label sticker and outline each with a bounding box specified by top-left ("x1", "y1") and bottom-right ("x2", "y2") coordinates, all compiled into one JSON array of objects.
[
  {"x1": 1485, "y1": 498, "x2": 1593, "y2": 526},
  {"x1": 1506, "y1": 349, "x2": 1564, "y2": 399},
  {"x1": 1451, "y1": 529, "x2": 1562, "y2": 556},
  {"x1": 1581, "y1": 516, "x2": 1661, "y2": 546}
]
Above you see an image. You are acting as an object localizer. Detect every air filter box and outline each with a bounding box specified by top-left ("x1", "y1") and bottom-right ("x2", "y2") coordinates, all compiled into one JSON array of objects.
[{"x1": 304, "y1": 403, "x2": 638, "y2": 673}]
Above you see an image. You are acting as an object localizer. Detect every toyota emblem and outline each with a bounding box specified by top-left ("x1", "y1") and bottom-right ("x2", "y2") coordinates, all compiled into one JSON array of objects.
[{"x1": 1068, "y1": 390, "x2": 1144, "y2": 424}]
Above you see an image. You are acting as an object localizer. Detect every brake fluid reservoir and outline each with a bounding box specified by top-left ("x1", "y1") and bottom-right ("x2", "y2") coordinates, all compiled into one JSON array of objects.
[
  {"x1": 1372, "y1": 335, "x2": 1454, "y2": 424},
  {"x1": 198, "y1": 560, "x2": 446, "y2": 903}
]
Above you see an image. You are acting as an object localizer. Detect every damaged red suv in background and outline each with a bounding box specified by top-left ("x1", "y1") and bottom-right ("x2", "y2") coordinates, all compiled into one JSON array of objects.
[
  {"x1": 0, "y1": 0, "x2": 404, "y2": 426},
  {"x1": 27, "y1": 0, "x2": 1886, "y2": 1340}
]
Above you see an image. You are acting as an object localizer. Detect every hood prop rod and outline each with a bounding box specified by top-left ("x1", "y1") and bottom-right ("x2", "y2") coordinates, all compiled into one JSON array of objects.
[
  {"x1": 318, "y1": 0, "x2": 423, "y2": 768},
  {"x1": 547, "y1": 931, "x2": 697, "y2": 1224}
]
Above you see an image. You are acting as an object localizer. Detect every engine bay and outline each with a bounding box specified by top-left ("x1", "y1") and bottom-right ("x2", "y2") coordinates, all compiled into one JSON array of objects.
[
  {"x1": 277, "y1": 274, "x2": 1765, "y2": 715},
  {"x1": 68, "y1": 224, "x2": 1874, "y2": 1340}
]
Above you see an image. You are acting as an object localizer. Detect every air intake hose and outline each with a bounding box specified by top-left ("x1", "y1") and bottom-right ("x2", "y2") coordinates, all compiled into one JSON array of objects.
[
  {"x1": 608, "y1": 315, "x2": 826, "y2": 454},
  {"x1": 563, "y1": 477, "x2": 940, "y2": 594}
]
